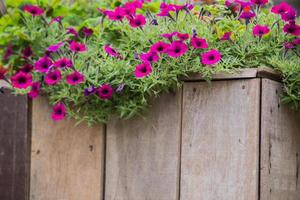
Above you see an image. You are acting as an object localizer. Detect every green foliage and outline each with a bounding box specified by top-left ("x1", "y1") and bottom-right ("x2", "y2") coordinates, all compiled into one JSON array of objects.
[{"x1": 1, "y1": 0, "x2": 300, "y2": 124}]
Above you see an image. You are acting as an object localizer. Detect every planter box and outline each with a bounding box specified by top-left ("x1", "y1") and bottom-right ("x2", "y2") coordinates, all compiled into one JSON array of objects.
[{"x1": 0, "y1": 68, "x2": 300, "y2": 200}]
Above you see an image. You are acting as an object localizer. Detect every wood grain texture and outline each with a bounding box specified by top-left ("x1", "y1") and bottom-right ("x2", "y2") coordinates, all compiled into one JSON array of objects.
[
  {"x1": 260, "y1": 79, "x2": 300, "y2": 200},
  {"x1": 0, "y1": 89, "x2": 29, "y2": 200},
  {"x1": 105, "y1": 91, "x2": 182, "y2": 200},
  {"x1": 30, "y1": 97, "x2": 104, "y2": 200},
  {"x1": 181, "y1": 79, "x2": 260, "y2": 200}
]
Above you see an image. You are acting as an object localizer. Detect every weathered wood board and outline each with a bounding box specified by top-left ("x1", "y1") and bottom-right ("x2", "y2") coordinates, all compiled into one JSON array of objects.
[
  {"x1": 105, "y1": 91, "x2": 182, "y2": 200},
  {"x1": 260, "y1": 79, "x2": 300, "y2": 200},
  {"x1": 30, "y1": 97, "x2": 105, "y2": 200},
  {"x1": 0, "y1": 89, "x2": 29, "y2": 200},
  {"x1": 181, "y1": 79, "x2": 260, "y2": 200}
]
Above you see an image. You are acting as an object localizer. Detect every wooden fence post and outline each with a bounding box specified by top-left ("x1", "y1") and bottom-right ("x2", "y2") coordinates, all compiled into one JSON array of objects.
[{"x1": 0, "y1": 0, "x2": 6, "y2": 16}]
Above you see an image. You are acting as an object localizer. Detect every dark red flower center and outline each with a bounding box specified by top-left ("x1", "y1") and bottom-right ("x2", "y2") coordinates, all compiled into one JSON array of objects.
[
  {"x1": 51, "y1": 75, "x2": 58, "y2": 80},
  {"x1": 17, "y1": 76, "x2": 27, "y2": 84},
  {"x1": 208, "y1": 55, "x2": 215, "y2": 61},
  {"x1": 60, "y1": 61, "x2": 66, "y2": 67},
  {"x1": 55, "y1": 108, "x2": 63, "y2": 115},
  {"x1": 135, "y1": 20, "x2": 142, "y2": 26},
  {"x1": 102, "y1": 89, "x2": 109, "y2": 94},
  {"x1": 157, "y1": 46, "x2": 164, "y2": 51},
  {"x1": 72, "y1": 76, "x2": 79, "y2": 82},
  {"x1": 141, "y1": 66, "x2": 147, "y2": 73},
  {"x1": 174, "y1": 48, "x2": 181, "y2": 53}
]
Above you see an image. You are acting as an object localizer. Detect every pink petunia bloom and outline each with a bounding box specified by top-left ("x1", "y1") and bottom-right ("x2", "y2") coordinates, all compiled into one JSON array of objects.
[
  {"x1": 104, "y1": 45, "x2": 122, "y2": 59},
  {"x1": 283, "y1": 42, "x2": 294, "y2": 49},
  {"x1": 150, "y1": 41, "x2": 170, "y2": 53},
  {"x1": 220, "y1": 32, "x2": 232, "y2": 41},
  {"x1": 11, "y1": 72, "x2": 32, "y2": 89},
  {"x1": 97, "y1": 84, "x2": 114, "y2": 100},
  {"x1": 140, "y1": 51, "x2": 159, "y2": 63},
  {"x1": 82, "y1": 27, "x2": 94, "y2": 37},
  {"x1": 45, "y1": 70, "x2": 62, "y2": 85},
  {"x1": 128, "y1": 14, "x2": 146, "y2": 28},
  {"x1": 50, "y1": 16, "x2": 63, "y2": 24},
  {"x1": 283, "y1": 22, "x2": 300, "y2": 36},
  {"x1": 51, "y1": 103, "x2": 66, "y2": 121},
  {"x1": 53, "y1": 58, "x2": 73, "y2": 68},
  {"x1": 235, "y1": 0, "x2": 253, "y2": 8},
  {"x1": 47, "y1": 42, "x2": 63, "y2": 52},
  {"x1": 239, "y1": 11, "x2": 256, "y2": 19},
  {"x1": 161, "y1": 32, "x2": 176, "y2": 42},
  {"x1": 281, "y1": 8, "x2": 297, "y2": 22},
  {"x1": 122, "y1": 4, "x2": 137, "y2": 16},
  {"x1": 252, "y1": 25, "x2": 270, "y2": 37},
  {"x1": 125, "y1": 0, "x2": 143, "y2": 9},
  {"x1": 28, "y1": 81, "x2": 41, "y2": 99},
  {"x1": 66, "y1": 27, "x2": 79, "y2": 37},
  {"x1": 201, "y1": 49, "x2": 222, "y2": 66},
  {"x1": 250, "y1": 0, "x2": 268, "y2": 6},
  {"x1": 107, "y1": 8, "x2": 125, "y2": 21},
  {"x1": 23, "y1": 5, "x2": 44, "y2": 16},
  {"x1": 191, "y1": 37, "x2": 209, "y2": 49},
  {"x1": 66, "y1": 71, "x2": 85, "y2": 85},
  {"x1": 69, "y1": 41, "x2": 87, "y2": 53},
  {"x1": 292, "y1": 38, "x2": 300, "y2": 45},
  {"x1": 35, "y1": 56, "x2": 53, "y2": 73},
  {"x1": 134, "y1": 62, "x2": 152, "y2": 78},
  {"x1": 176, "y1": 32, "x2": 190, "y2": 41},
  {"x1": 22, "y1": 46, "x2": 33, "y2": 58},
  {"x1": 271, "y1": 2, "x2": 292, "y2": 15},
  {"x1": 19, "y1": 64, "x2": 34, "y2": 73},
  {"x1": 167, "y1": 41, "x2": 188, "y2": 58}
]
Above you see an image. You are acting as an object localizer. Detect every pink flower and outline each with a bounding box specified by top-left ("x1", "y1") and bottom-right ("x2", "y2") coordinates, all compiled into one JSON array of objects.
[
  {"x1": 161, "y1": 32, "x2": 176, "y2": 42},
  {"x1": 122, "y1": 4, "x2": 137, "y2": 16},
  {"x1": 28, "y1": 82, "x2": 41, "y2": 99},
  {"x1": 69, "y1": 41, "x2": 87, "y2": 53},
  {"x1": 150, "y1": 41, "x2": 170, "y2": 53},
  {"x1": 50, "y1": 16, "x2": 63, "y2": 24},
  {"x1": 292, "y1": 38, "x2": 300, "y2": 45},
  {"x1": 271, "y1": 2, "x2": 292, "y2": 15},
  {"x1": 97, "y1": 84, "x2": 114, "y2": 100},
  {"x1": 220, "y1": 32, "x2": 232, "y2": 41},
  {"x1": 66, "y1": 27, "x2": 79, "y2": 37},
  {"x1": 11, "y1": 72, "x2": 32, "y2": 89},
  {"x1": 23, "y1": 5, "x2": 44, "y2": 16},
  {"x1": 66, "y1": 71, "x2": 85, "y2": 85},
  {"x1": 235, "y1": 0, "x2": 253, "y2": 8},
  {"x1": 128, "y1": 14, "x2": 146, "y2": 28},
  {"x1": 22, "y1": 46, "x2": 33, "y2": 58},
  {"x1": 283, "y1": 23, "x2": 300, "y2": 36},
  {"x1": 104, "y1": 45, "x2": 122, "y2": 59},
  {"x1": 283, "y1": 42, "x2": 294, "y2": 49},
  {"x1": 140, "y1": 51, "x2": 159, "y2": 63},
  {"x1": 45, "y1": 70, "x2": 62, "y2": 85},
  {"x1": 167, "y1": 41, "x2": 188, "y2": 58},
  {"x1": 35, "y1": 56, "x2": 53, "y2": 73},
  {"x1": 176, "y1": 32, "x2": 190, "y2": 41},
  {"x1": 191, "y1": 37, "x2": 209, "y2": 49},
  {"x1": 47, "y1": 42, "x2": 63, "y2": 52},
  {"x1": 53, "y1": 58, "x2": 73, "y2": 68},
  {"x1": 107, "y1": 8, "x2": 125, "y2": 21},
  {"x1": 134, "y1": 62, "x2": 152, "y2": 78},
  {"x1": 252, "y1": 25, "x2": 270, "y2": 37},
  {"x1": 250, "y1": 0, "x2": 268, "y2": 6},
  {"x1": 51, "y1": 103, "x2": 66, "y2": 121},
  {"x1": 19, "y1": 64, "x2": 34, "y2": 73},
  {"x1": 239, "y1": 11, "x2": 256, "y2": 19},
  {"x1": 125, "y1": 0, "x2": 143, "y2": 9},
  {"x1": 201, "y1": 49, "x2": 222, "y2": 66},
  {"x1": 81, "y1": 27, "x2": 94, "y2": 37},
  {"x1": 281, "y1": 8, "x2": 297, "y2": 22}
]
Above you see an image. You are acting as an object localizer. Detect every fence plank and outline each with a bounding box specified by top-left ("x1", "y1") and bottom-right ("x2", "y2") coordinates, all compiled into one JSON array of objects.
[
  {"x1": 181, "y1": 79, "x2": 260, "y2": 200},
  {"x1": 0, "y1": 0, "x2": 6, "y2": 16},
  {"x1": 30, "y1": 97, "x2": 105, "y2": 200},
  {"x1": 0, "y1": 89, "x2": 29, "y2": 200},
  {"x1": 105, "y1": 91, "x2": 182, "y2": 200},
  {"x1": 260, "y1": 79, "x2": 300, "y2": 200}
]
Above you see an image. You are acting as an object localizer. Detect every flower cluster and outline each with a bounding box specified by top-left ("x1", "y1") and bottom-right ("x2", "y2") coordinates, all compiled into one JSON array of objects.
[{"x1": 1, "y1": 0, "x2": 299, "y2": 124}]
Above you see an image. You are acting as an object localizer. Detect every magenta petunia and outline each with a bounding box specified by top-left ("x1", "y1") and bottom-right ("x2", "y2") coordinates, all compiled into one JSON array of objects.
[
  {"x1": 281, "y1": 8, "x2": 297, "y2": 22},
  {"x1": 69, "y1": 41, "x2": 87, "y2": 53},
  {"x1": 66, "y1": 27, "x2": 79, "y2": 37},
  {"x1": 167, "y1": 41, "x2": 188, "y2": 58},
  {"x1": 11, "y1": 72, "x2": 32, "y2": 89},
  {"x1": 150, "y1": 41, "x2": 170, "y2": 53},
  {"x1": 283, "y1": 23, "x2": 300, "y2": 36},
  {"x1": 201, "y1": 49, "x2": 222, "y2": 66},
  {"x1": 97, "y1": 84, "x2": 114, "y2": 100},
  {"x1": 250, "y1": 0, "x2": 268, "y2": 6},
  {"x1": 23, "y1": 5, "x2": 44, "y2": 16},
  {"x1": 292, "y1": 38, "x2": 300, "y2": 45},
  {"x1": 19, "y1": 64, "x2": 34, "y2": 73},
  {"x1": 140, "y1": 51, "x2": 159, "y2": 63},
  {"x1": 50, "y1": 16, "x2": 63, "y2": 24},
  {"x1": 125, "y1": 0, "x2": 143, "y2": 9},
  {"x1": 220, "y1": 32, "x2": 232, "y2": 41},
  {"x1": 35, "y1": 56, "x2": 53, "y2": 73},
  {"x1": 176, "y1": 32, "x2": 190, "y2": 41},
  {"x1": 66, "y1": 71, "x2": 85, "y2": 85},
  {"x1": 191, "y1": 37, "x2": 209, "y2": 49},
  {"x1": 235, "y1": 0, "x2": 253, "y2": 8},
  {"x1": 104, "y1": 45, "x2": 122, "y2": 59},
  {"x1": 53, "y1": 58, "x2": 73, "y2": 68},
  {"x1": 107, "y1": 8, "x2": 125, "y2": 21},
  {"x1": 82, "y1": 27, "x2": 94, "y2": 37},
  {"x1": 239, "y1": 11, "x2": 256, "y2": 19},
  {"x1": 128, "y1": 14, "x2": 146, "y2": 28},
  {"x1": 161, "y1": 32, "x2": 176, "y2": 42},
  {"x1": 252, "y1": 25, "x2": 270, "y2": 37},
  {"x1": 134, "y1": 62, "x2": 152, "y2": 78},
  {"x1": 28, "y1": 81, "x2": 41, "y2": 99},
  {"x1": 22, "y1": 46, "x2": 33, "y2": 58},
  {"x1": 45, "y1": 70, "x2": 62, "y2": 85},
  {"x1": 51, "y1": 102, "x2": 66, "y2": 121},
  {"x1": 271, "y1": 2, "x2": 292, "y2": 15},
  {"x1": 283, "y1": 42, "x2": 294, "y2": 49},
  {"x1": 47, "y1": 42, "x2": 63, "y2": 52},
  {"x1": 122, "y1": 4, "x2": 137, "y2": 16}
]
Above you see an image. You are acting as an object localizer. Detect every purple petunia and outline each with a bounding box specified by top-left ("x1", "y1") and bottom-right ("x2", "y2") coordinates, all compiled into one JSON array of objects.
[
  {"x1": 47, "y1": 42, "x2": 63, "y2": 53},
  {"x1": 84, "y1": 86, "x2": 97, "y2": 96}
]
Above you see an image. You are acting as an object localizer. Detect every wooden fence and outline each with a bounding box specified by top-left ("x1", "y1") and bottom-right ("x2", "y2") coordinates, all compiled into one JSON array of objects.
[{"x1": 1, "y1": 68, "x2": 300, "y2": 200}]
